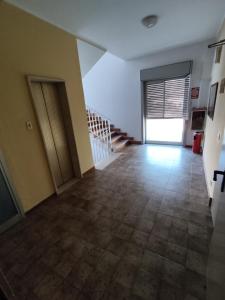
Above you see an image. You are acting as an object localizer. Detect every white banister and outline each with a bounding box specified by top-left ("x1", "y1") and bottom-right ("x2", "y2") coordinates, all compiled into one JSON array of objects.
[{"x1": 86, "y1": 106, "x2": 112, "y2": 164}]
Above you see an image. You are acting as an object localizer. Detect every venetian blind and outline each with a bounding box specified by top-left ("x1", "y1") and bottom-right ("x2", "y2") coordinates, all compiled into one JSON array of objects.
[{"x1": 144, "y1": 75, "x2": 190, "y2": 120}]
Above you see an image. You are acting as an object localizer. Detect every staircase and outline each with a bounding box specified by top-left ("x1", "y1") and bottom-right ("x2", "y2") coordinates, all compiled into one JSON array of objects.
[
  {"x1": 86, "y1": 107, "x2": 134, "y2": 164},
  {"x1": 110, "y1": 124, "x2": 134, "y2": 152}
]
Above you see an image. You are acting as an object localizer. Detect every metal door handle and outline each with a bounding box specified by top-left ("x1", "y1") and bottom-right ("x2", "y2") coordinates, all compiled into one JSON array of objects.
[{"x1": 213, "y1": 170, "x2": 225, "y2": 192}]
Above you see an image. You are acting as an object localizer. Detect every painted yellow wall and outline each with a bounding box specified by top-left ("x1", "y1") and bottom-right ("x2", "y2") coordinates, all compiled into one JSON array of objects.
[
  {"x1": 0, "y1": 2, "x2": 93, "y2": 211},
  {"x1": 203, "y1": 19, "x2": 225, "y2": 197}
]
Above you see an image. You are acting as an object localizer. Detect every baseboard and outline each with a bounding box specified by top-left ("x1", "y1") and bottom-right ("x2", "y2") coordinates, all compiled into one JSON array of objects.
[
  {"x1": 82, "y1": 166, "x2": 95, "y2": 177},
  {"x1": 26, "y1": 193, "x2": 56, "y2": 215},
  {"x1": 184, "y1": 145, "x2": 192, "y2": 148},
  {"x1": 129, "y1": 140, "x2": 142, "y2": 145},
  {"x1": 26, "y1": 168, "x2": 94, "y2": 215}
]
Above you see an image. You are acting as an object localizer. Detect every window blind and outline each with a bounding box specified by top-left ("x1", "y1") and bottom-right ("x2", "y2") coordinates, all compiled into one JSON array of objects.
[{"x1": 144, "y1": 75, "x2": 190, "y2": 120}]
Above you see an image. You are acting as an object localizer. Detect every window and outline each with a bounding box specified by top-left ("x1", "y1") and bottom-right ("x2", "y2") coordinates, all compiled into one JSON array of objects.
[
  {"x1": 144, "y1": 75, "x2": 190, "y2": 144},
  {"x1": 144, "y1": 75, "x2": 190, "y2": 120}
]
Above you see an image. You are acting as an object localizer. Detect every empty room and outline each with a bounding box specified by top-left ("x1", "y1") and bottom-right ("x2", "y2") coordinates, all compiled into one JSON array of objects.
[{"x1": 1, "y1": 0, "x2": 225, "y2": 299}]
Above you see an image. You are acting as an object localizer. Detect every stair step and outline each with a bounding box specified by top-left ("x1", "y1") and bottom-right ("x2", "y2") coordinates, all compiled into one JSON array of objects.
[
  {"x1": 111, "y1": 135, "x2": 122, "y2": 144},
  {"x1": 110, "y1": 131, "x2": 117, "y2": 137},
  {"x1": 112, "y1": 139, "x2": 129, "y2": 152},
  {"x1": 119, "y1": 132, "x2": 127, "y2": 136},
  {"x1": 111, "y1": 128, "x2": 121, "y2": 132},
  {"x1": 121, "y1": 136, "x2": 134, "y2": 141},
  {"x1": 87, "y1": 108, "x2": 137, "y2": 150}
]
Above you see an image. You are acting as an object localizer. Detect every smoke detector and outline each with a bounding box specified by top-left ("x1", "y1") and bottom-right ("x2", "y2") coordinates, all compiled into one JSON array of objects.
[{"x1": 142, "y1": 15, "x2": 158, "y2": 28}]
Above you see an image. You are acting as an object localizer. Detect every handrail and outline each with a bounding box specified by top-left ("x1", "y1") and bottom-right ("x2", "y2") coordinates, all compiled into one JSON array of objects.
[
  {"x1": 86, "y1": 105, "x2": 112, "y2": 122},
  {"x1": 86, "y1": 106, "x2": 112, "y2": 164}
]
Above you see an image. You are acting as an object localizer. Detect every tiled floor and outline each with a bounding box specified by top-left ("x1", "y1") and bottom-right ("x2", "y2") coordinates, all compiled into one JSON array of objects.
[{"x1": 0, "y1": 145, "x2": 213, "y2": 300}]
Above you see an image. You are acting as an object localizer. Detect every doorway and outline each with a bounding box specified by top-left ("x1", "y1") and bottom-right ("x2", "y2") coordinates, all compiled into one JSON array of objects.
[
  {"x1": 145, "y1": 118, "x2": 184, "y2": 144},
  {"x1": 142, "y1": 72, "x2": 190, "y2": 146},
  {"x1": 28, "y1": 76, "x2": 81, "y2": 193},
  {"x1": 0, "y1": 151, "x2": 23, "y2": 234}
]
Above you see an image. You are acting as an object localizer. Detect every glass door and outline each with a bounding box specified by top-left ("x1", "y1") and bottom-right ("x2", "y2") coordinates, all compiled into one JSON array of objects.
[
  {"x1": 0, "y1": 155, "x2": 23, "y2": 233},
  {"x1": 146, "y1": 118, "x2": 184, "y2": 144}
]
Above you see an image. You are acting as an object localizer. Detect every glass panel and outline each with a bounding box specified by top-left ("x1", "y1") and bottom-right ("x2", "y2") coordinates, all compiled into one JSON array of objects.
[
  {"x1": 0, "y1": 168, "x2": 18, "y2": 225},
  {"x1": 146, "y1": 119, "x2": 184, "y2": 143}
]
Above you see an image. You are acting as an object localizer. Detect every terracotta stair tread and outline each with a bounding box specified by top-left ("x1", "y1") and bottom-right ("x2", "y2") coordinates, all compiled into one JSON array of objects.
[
  {"x1": 121, "y1": 136, "x2": 134, "y2": 141},
  {"x1": 119, "y1": 132, "x2": 127, "y2": 136},
  {"x1": 111, "y1": 135, "x2": 122, "y2": 144},
  {"x1": 112, "y1": 139, "x2": 129, "y2": 152},
  {"x1": 111, "y1": 128, "x2": 121, "y2": 132},
  {"x1": 87, "y1": 109, "x2": 137, "y2": 153}
]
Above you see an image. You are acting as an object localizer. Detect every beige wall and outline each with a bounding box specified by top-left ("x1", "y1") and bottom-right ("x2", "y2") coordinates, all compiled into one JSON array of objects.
[
  {"x1": 0, "y1": 2, "x2": 93, "y2": 212},
  {"x1": 203, "y1": 20, "x2": 225, "y2": 197}
]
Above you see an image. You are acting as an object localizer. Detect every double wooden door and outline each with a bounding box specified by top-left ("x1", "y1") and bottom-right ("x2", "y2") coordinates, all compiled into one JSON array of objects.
[{"x1": 31, "y1": 81, "x2": 76, "y2": 190}]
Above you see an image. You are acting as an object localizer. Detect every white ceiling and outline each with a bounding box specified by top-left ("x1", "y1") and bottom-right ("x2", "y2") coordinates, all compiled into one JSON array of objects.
[{"x1": 6, "y1": 0, "x2": 225, "y2": 59}]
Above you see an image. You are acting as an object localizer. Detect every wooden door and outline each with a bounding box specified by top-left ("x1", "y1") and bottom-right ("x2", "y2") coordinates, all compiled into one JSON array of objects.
[{"x1": 41, "y1": 83, "x2": 74, "y2": 183}]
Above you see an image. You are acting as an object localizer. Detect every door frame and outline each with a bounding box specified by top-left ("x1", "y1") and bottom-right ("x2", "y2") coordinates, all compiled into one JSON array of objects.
[
  {"x1": 27, "y1": 75, "x2": 82, "y2": 194},
  {"x1": 207, "y1": 127, "x2": 225, "y2": 300},
  {"x1": 140, "y1": 79, "x2": 189, "y2": 146},
  {"x1": 0, "y1": 150, "x2": 24, "y2": 234}
]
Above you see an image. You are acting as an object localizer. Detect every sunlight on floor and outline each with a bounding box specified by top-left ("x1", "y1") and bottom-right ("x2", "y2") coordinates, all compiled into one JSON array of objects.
[{"x1": 146, "y1": 145, "x2": 182, "y2": 164}]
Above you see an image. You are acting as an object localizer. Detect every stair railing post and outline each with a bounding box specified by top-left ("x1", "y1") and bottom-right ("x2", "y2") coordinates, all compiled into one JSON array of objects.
[
  {"x1": 104, "y1": 119, "x2": 107, "y2": 156},
  {"x1": 86, "y1": 105, "x2": 113, "y2": 164},
  {"x1": 108, "y1": 120, "x2": 112, "y2": 152}
]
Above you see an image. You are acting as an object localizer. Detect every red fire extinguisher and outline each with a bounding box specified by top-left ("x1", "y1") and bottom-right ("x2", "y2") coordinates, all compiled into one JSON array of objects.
[{"x1": 193, "y1": 132, "x2": 203, "y2": 154}]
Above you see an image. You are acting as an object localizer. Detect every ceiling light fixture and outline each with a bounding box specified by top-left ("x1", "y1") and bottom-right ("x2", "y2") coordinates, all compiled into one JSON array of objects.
[{"x1": 141, "y1": 15, "x2": 158, "y2": 28}]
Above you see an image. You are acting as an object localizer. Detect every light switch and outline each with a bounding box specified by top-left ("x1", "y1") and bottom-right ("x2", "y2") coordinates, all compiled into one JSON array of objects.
[{"x1": 26, "y1": 121, "x2": 33, "y2": 130}]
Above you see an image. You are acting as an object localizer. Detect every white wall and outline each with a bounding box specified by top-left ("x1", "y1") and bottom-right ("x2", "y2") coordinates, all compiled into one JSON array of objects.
[
  {"x1": 83, "y1": 52, "x2": 140, "y2": 138},
  {"x1": 203, "y1": 20, "x2": 225, "y2": 197},
  {"x1": 82, "y1": 40, "x2": 214, "y2": 142},
  {"x1": 77, "y1": 39, "x2": 105, "y2": 78},
  {"x1": 125, "y1": 41, "x2": 214, "y2": 143}
]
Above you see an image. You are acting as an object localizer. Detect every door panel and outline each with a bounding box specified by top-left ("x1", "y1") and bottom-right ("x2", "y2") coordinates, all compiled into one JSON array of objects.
[
  {"x1": 207, "y1": 128, "x2": 225, "y2": 300},
  {"x1": 0, "y1": 167, "x2": 18, "y2": 225},
  {"x1": 31, "y1": 82, "x2": 64, "y2": 188},
  {"x1": 41, "y1": 83, "x2": 74, "y2": 183}
]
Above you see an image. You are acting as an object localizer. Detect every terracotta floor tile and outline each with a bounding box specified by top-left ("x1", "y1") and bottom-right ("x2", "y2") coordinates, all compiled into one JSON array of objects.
[
  {"x1": 113, "y1": 259, "x2": 138, "y2": 288},
  {"x1": 141, "y1": 249, "x2": 164, "y2": 276},
  {"x1": 0, "y1": 145, "x2": 211, "y2": 299},
  {"x1": 133, "y1": 268, "x2": 160, "y2": 299}
]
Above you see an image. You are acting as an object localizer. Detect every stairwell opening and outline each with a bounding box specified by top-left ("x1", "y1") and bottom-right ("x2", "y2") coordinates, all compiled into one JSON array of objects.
[{"x1": 86, "y1": 107, "x2": 133, "y2": 169}]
